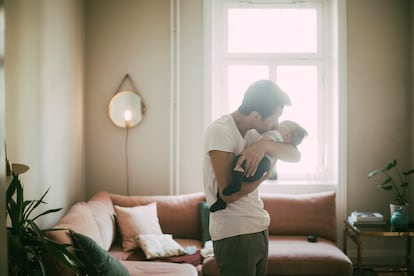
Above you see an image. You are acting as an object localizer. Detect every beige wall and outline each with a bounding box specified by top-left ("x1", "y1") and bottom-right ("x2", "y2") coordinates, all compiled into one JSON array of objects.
[
  {"x1": 412, "y1": 0, "x2": 414, "y2": 170},
  {"x1": 2, "y1": 0, "x2": 413, "y2": 267},
  {"x1": 0, "y1": 0, "x2": 6, "y2": 273},
  {"x1": 347, "y1": 0, "x2": 412, "y2": 217},
  {"x1": 345, "y1": 0, "x2": 412, "y2": 262},
  {"x1": 84, "y1": 0, "x2": 171, "y2": 196},
  {"x1": 5, "y1": 0, "x2": 85, "y2": 228},
  {"x1": 84, "y1": 0, "x2": 413, "y2": 213},
  {"x1": 84, "y1": 0, "x2": 204, "y2": 197}
]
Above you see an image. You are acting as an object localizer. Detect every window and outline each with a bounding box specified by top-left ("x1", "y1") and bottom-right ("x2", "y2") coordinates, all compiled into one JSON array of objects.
[{"x1": 205, "y1": 0, "x2": 339, "y2": 186}]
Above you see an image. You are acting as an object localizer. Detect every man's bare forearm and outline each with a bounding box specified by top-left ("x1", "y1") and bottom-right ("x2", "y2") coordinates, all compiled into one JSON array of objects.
[
  {"x1": 221, "y1": 173, "x2": 269, "y2": 204},
  {"x1": 236, "y1": 139, "x2": 300, "y2": 177}
]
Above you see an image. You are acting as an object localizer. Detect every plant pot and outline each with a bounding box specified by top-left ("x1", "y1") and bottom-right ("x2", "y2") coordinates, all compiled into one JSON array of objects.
[
  {"x1": 390, "y1": 203, "x2": 410, "y2": 220},
  {"x1": 390, "y1": 208, "x2": 410, "y2": 231}
]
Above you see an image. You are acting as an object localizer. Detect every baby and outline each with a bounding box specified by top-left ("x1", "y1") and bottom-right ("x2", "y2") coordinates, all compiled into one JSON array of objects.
[{"x1": 210, "y1": 120, "x2": 308, "y2": 212}]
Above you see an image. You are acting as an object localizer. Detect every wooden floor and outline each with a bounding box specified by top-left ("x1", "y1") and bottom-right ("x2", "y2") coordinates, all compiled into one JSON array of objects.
[
  {"x1": 376, "y1": 273, "x2": 409, "y2": 276},
  {"x1": 353, "y1": 268, "x2": 411, "y2": 276}
]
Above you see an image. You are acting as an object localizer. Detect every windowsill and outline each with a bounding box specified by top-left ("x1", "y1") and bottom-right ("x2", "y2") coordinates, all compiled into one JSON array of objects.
[{"x1": 259, "y1": 179, "x2": 337, "y2": 194}]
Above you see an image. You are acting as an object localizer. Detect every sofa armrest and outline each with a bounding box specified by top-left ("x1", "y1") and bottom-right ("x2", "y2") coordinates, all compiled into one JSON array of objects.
[
  {"x1": 87, "y1": 191, "x2": 117, "y2": 251},
  {"x1": 48, "y1": 202, "x2": 104, "y2": 247}
]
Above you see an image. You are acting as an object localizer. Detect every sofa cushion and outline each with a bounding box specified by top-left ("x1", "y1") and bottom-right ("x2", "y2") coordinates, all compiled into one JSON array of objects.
[
  {"x1": 120, "y1": 260, "x2": 198, "y2": 276},
  {"x1": 174, "y1": 238, "x2": 203, "y2": 250},
  {"x1": 87, "y1": 191, "x2": 116, "y2": 251},
  {"x1": 110, "y1": 192, "x2": 206, "y2": 240},
  {"x1": 109, "y1": 238, "x2": 203, "y2": 262},
  {"x1": 261, "y1": 191, "x2": 337, "y2": 241},
  {"x1": 266, "y1": 236, "x2": 352, "y2": 276},
  {"x1": 70, "y1": 231, "x2": 130, "y2": 276},
  {"x1": 137, "y1": 234, "x2": 186, "y2": 259},
  {"x1": 114, "y1": 202, "x2": 163, "y2": 251}
]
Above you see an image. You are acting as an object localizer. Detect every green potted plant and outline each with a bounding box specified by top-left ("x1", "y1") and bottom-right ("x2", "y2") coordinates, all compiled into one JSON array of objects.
[
  {"x1": 368, "y1": 159, "x2": 414, "y2": 216},
  {"x1": 6, "y1": 173, "x2": 83, "y2": 275}
]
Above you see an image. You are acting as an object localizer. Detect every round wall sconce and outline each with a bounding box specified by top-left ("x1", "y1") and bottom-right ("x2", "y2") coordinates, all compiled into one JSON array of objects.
[
  {"x1": 109, "y1": 90, "x2": 143, "y2": 128},
  {"x1": 107, "y1": 74, "x2": 146, "y2": 195},
  {"x1": 108, "y1": 74, "x2": 146, "y2": 128}
]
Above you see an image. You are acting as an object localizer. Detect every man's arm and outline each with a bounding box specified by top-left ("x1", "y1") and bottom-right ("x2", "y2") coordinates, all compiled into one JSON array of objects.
[
  {"x1": 209, "y1": 150, "x2": 270, "y2": 204},
  {"x1": 236, "y1": 139, "x2": 300, "y2": 177}
]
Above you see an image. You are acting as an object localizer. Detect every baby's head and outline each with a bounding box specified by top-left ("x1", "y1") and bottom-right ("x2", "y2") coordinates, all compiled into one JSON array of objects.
[{"x1": 278, "y1": 120, "x2": 308, "y2": 146}]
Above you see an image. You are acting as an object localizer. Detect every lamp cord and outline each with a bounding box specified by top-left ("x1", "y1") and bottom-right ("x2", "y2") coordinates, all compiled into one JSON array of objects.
[{"x1": 125, "y1": 127, "x2": 130, "y2": 195}]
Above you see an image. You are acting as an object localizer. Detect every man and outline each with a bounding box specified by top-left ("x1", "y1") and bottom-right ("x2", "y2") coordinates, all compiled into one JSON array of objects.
[{"x1": 203, "y1": 79, "x2": 300, "y2": 276}]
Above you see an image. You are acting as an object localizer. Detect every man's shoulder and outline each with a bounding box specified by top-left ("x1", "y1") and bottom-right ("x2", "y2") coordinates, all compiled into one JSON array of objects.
[
  {"x1": 206, "y1": 115, "x2": 233, "y2": 132},
  {"x1": 211, "y1": 114, "x2": 232, "y2": 125},
  {"x1": 204, "y1": 114, "x2": 244, "y2": 152}
]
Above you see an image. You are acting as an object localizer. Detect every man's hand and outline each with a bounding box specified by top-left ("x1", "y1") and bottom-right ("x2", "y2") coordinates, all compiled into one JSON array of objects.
[
  {"x1": 235, "y1": 139, "x2": 301, "y2": 178},
  {"x1": 235, "y1": 140, "x2": 267, "y2": 177},
  {"x1": 209, "y1": 149, "x2": 268, "y2": 205}
]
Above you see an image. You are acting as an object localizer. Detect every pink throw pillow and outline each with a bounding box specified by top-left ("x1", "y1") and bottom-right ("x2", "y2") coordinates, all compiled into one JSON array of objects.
[{"x1": 114, "y1": 202, "x2": 163, "y2": 251}]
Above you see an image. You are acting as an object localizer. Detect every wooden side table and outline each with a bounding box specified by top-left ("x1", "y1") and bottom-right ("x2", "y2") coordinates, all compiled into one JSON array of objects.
[{"x1": 343, "y1": 218, "x2": 414, "y2": 274}]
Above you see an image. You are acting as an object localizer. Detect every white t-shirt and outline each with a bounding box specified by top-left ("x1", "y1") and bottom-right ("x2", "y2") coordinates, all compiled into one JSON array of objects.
[{"x1": 203, "y1": 114, "x2": 270, "y2": 241}]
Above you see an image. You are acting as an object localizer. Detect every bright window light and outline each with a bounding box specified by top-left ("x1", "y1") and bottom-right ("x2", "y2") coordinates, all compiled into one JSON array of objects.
[
  {"x1": 228, "y1": 8, "x2": 317, "y2": 53},
  {"x1": 276, "y1": 66, "x2": 318, "y2": 177},
  {"x1": 207, "y1": 0, "x2": 337, "y2": 185}
]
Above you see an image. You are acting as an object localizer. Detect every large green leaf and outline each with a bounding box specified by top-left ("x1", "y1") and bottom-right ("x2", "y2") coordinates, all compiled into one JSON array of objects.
[
  {"x1": 403, "y1": 169, "x2": 414, "y2": 176},
  {"x1": 368, "y1": 169, "x2": 382, "y2": 178},
  {"x1": 32, "y1": 208, "x2": 62, "y2": 222},
  {"x1": 368, "y1": 159, "x2": 412, "y2": 205},
  {"x1": 379, "y1": 184, "x2": 393, "y2": 190},
  {"x1": 6, "y1": 173, "x2": 84, "y2": 275},
  {"x1": 385, "y1": 160, "x2": 396, "y2": 171},
  {"x1": 378, "y1": 177, "x2": 392, "y2": 189},
  {"x1": 24, "y1": 187, "x2": 51, "y2": 220}
]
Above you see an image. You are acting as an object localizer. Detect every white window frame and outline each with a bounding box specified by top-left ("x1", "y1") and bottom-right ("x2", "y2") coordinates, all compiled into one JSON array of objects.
[{"x1": 204, "y1": 0, "x2": 346, "y2": 195}]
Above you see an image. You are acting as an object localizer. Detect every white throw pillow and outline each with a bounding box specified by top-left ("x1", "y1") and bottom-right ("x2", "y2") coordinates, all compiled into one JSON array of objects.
[
  {"x1": 114, "y1": 202, "x2": 163, "y2": 251},
  {"x1": 137, "y1": 234, "x2": 186, "y2": 259}
]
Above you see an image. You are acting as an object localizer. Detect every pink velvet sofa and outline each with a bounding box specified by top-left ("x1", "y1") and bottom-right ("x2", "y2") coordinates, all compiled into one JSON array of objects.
[{"x1": 46, "y1": 191, "x2": 352, "y2": 276}]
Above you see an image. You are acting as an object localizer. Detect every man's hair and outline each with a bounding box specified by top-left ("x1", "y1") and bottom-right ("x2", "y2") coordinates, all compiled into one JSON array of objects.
[
  {"x1": 238, "y1": 79, "x2": 291, "y2": 119},
  {"x1": 279, "y1": 120, "x2": 308, "y2": 146}
]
